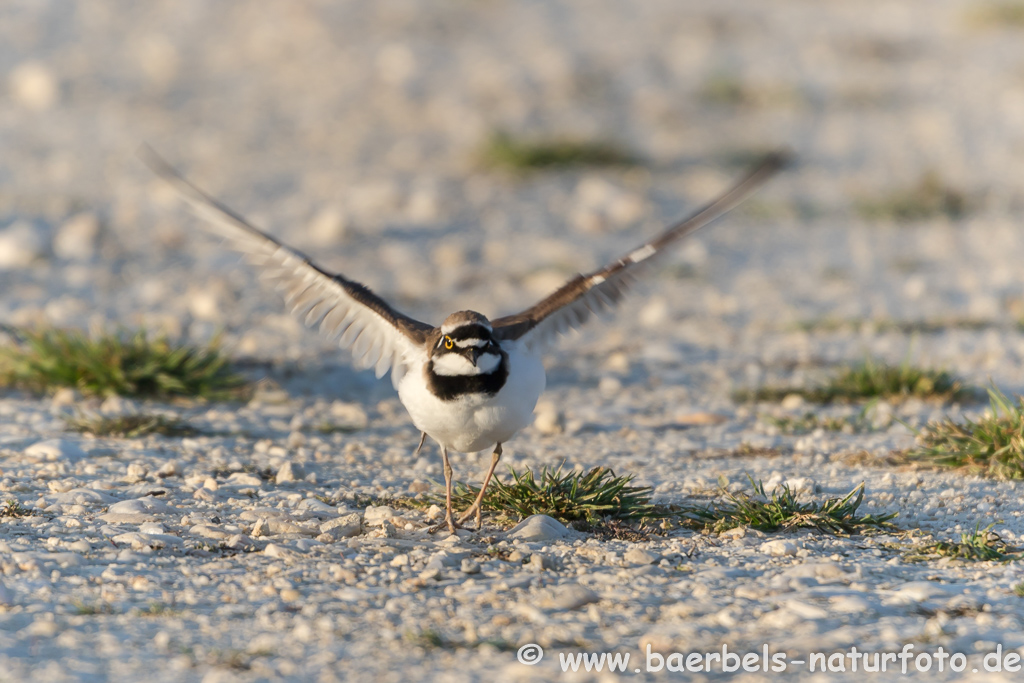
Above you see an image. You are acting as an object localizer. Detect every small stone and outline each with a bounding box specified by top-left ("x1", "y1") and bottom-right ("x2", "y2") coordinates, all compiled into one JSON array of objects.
[
  {"x1": 528, "y1": 553, "x2": 554, "y2": 571},
  {"x1": 286, "y1": 431, "x2": 306, "y2": 450},
  {"x1": 460, "y1": 559, "x2": 481, "y2": 574},
  {"x1": 363, "y1": 505, "x2": 395, "y2": 524},
  {"x1": 24, "y1": 439, "x2": 86, "y2": 462},
  {"x1": 426, "y1": 505, "x2": 443, "y2": 521},
  {"x1": 507, "y1": 550, "x2": 525, "y2": 563},
  {"x1": 320, "y1": 513, "x2": 362, "y2": 539},
  {"x1": 533, "y1": 401, "x2": 564, "y2": 436},
  {"x1": 408, "y1": 481, "x2": 430, "y2": 494},
  {"x1": 126, "y1": 463, "x2": 149, "y2": 483},
  {"x1": 328, "y1": 402, "x2": 369, "y2": 430},
  {"x1": 27, "y1": 618, "x2": 59, "y2": 638},
  {"x1": 264, "y1": 543, "x2": 294, "y2": 560},
  {"x1": 279, "y1": 588, "x2": 301, "y2": 602},
  {"x1": 308, "y1": 206, "x2": 348, "y2": 245},
  {"x1": 0, "y1": 220, "x2": 47, "y2": 269},
  {"x1": 549, "y1": 584, "x2": 599, "y2": 610},
  {"x1": 108, "y1": 498, "x2": 171, "y2": 515},
  {"x1": 760, "y1": 540, "x2": 798, "y2": 557},
  {"x1": 781, "y1": 394, "x2": 805, "y2": 410},
  {"x1": 50, "y1": 388, "x2": 77, "y2": 407},
  {"x1": 507, "y1": 515, "x2": 572, "y2": 542},
  {"x1": 225, "y1": 472, "x2": 262, "y2": 487},
  {"x1": 390, "y1": 554, "x2": 410, "y2": 567},
  {"x1": 156, "y1": 461, "x2": 179, "y2": 478},
  {"x1": 624, "y1": 548, "x2": 660, "y2": 565},
  {"x1": 53, "y1": 212, "x2": 100, "y2": 261},
  {"x1": 276, "y1": 462, "x2": 305, "y2": 484},
  {"x1": 8, "y1": 61, "x2": 58, "y2": 110}
]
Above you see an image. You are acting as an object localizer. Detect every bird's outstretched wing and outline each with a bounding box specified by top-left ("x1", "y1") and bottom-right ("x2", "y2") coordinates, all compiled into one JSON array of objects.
[
  {"x1": 491, "y1": 152, "x2": 788, "y2": 350},
  {"x1": 141, "y1": 147, "x2": 434, "y2": 386}
]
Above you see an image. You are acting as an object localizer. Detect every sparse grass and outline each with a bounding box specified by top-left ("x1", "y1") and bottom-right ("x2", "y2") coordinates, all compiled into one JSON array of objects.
[
  {"x1": 569, "y1": 517, "x2": 662, "y2": 542},
  {"x1": 789, "y1": 316, "x2": 996, "y2": 335},
  {"x1": 856, "y1": 172, "x2": 969, "y2": 221},
  {"x1": 136, "y1": 602, "x2": 181, "y2": 617},
  {"x1": 1013, "y1": 581, "x2": 1024, "y2": 597},
  {"x1": 698, "y1": 73, "x2": 800, "y2": 108},
  {"x1": 0, "y1": 499, "x2": 29, "y2": 518},
  {"x1": 761, "y1": 412, "x2": 866, "y2": 435},
  {"x1": 404, "y1": 629, "x2": 450, "y2": 650},
  {"x1": 734, "y1": 359, "x2": 967, "y2": 404},
  {"x1": 64, "y1": 413, "x2": 200, "y2": 438},
  {"x1": 686, "y1": 479, "x2": 897, "y2": 535},
  {"x1": 448, "y1": 464, "x2": 659, "y2": 524},
  {"x1": 0, "y1": 327, "x2": 247, "y2": 400},
  {"x1": 905, "y1": 388, "x2": 1024, "y2": 478},
  {"x1": 73, "y1": 600, "x2": 115, "y2": 616},
  {"x1": 906, "y1": 524, "x2": 1022, "y2": 562},
  {"x1": 480, "y1": 132, "x2": 636, "y2": 172},
  {"x1": 966, "y1": 2, "x2": 1024, "y2": 28}
]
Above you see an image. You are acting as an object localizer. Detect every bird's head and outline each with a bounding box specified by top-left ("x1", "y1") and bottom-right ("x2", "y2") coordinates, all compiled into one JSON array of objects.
[{"x1": 430, "y1": 311, "x2": 502, "y2": 375}]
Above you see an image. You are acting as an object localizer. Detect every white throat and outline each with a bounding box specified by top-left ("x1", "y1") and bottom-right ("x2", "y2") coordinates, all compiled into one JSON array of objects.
[{"x1": 432, "y1": 352, "x2": 501, "y2": 376}]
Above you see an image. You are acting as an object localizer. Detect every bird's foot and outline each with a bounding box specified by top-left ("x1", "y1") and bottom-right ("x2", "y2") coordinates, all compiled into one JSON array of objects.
[
  {"x1": 427, "y1": 515, "x2": 467, "y2": 535},
  {"x1": 455, "y1": 505, "x2": 484, "y2": 531}
]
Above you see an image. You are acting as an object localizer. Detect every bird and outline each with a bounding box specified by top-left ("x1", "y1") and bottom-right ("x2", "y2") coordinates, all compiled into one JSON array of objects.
[{"x1": 143, "y1": 148, "x2": 786, "y2": 534}]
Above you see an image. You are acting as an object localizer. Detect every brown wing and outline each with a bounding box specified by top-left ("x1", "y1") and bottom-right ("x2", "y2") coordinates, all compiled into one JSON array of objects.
[
  {"x1": 141, "y1": 147, "x2": 434, "y2": 385},
  {"x1": 492, "y1": 152, "x2": 788, "y2": 349}
]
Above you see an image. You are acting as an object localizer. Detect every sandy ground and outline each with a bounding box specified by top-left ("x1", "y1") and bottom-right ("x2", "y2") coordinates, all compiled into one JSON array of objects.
[{"x1": 4, "y1": 1, "x2": 1024, "y2": 681}]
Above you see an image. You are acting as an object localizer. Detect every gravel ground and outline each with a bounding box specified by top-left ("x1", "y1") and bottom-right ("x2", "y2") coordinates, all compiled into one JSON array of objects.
[{"x1": 4, "y1": 1, "x2": 1024, "y2": 681}]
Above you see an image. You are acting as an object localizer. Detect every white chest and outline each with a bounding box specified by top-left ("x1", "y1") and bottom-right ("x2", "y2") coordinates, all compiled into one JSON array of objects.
[{"x1": 397, "y1": 342, "x2": 546, "y2": 453}]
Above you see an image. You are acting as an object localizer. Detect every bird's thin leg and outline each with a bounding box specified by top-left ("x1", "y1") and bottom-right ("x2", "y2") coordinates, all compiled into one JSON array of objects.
[
  {"x1": 428, "y1": 446, "x2": 462, "y2": 534},
  {"x1": 456, "y1": 443, "x2": 502, "y2": 529},
  {"x1": 413, "y1": 432, "x2": 427, "y2": 458},
  {"x1": 441, "y1": 446, "x2": 457, "y2": 534}
]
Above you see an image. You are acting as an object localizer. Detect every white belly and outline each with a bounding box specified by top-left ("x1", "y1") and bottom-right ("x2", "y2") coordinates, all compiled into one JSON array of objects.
[{"x1": 397, "y1": 342, "x2": 546, "y2": 453}]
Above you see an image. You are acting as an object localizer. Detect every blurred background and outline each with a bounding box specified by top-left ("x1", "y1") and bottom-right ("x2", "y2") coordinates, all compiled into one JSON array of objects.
[{"x1": 3, "y1": 0, "x2": 1024, "y2": 394}]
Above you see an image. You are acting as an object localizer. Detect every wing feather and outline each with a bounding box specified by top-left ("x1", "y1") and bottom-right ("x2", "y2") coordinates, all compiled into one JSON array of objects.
[
  {"x1": 492, "y1": 153, "x2": 787, "y2": 350},
  {"x1": 142, "y1": 147, "x2": 433, "y2": 386}
]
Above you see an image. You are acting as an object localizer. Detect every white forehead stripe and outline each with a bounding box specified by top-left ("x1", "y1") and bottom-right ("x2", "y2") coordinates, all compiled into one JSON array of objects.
[
  {"x1": 440, "y1": 321, "x2": 493, "y2": 335},
  {"x1": 455, "y1": 339, "x2": 488, "y2": 348},
  {"x1": 628, "y1": 244, "x2": 656, "y2": 263}
]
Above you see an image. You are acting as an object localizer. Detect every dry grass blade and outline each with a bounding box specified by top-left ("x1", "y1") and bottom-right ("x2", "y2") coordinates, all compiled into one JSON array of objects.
[
  {"x1": 686, "y1": 478, "x2": 897, "y2": 535},
  {"x1": 0, "y1": 327, "x2": 247, "y2": 400},
  {"x1": 905, "y1": 387, "x2": 1024, "y2": 478}
]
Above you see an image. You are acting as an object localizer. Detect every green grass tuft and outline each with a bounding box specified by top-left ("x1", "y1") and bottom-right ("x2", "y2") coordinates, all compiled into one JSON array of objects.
[
  {"x1": 856, "y1": 172, "x2": 969, "y2": 222},
  {"x1": 0, "y1": 499, "x2": 29, "y2": 518},
  {"x1": 687, "y1": 479, "x2": 897, "y2": 535},
  {"x1": 1013, "y1": 581, "x2": 1024, "y2": 597},
  {"x1": 449, "y1": 464, "x2": 659, "y2": 523},
  {"x1": 0, "y1": 327, "x2": 247, "y2": 400},
  {"x1": 906, "y1": 523, "x2": 1022, "y2": 562},
  {"x1": 905, "y1": 388, "x2": 1024, "y2": 478},
  {"x1": 480, "y1": 132, "x2": 636, "y2": 172},
  {"x1": 735, "y1": 358, "x2": 966, "y2": 404},
  {"x1": 761, "y1": 409, "x2": 875, "y2": 435},
  {"x1": 65, "y1": 413, "x2": 200, "y2": 438}
]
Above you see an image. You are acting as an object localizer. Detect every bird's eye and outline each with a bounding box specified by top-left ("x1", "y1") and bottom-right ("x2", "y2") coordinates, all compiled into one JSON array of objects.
[{"x1": 444, "y1": 336, "x2": 453, "y2": 349}]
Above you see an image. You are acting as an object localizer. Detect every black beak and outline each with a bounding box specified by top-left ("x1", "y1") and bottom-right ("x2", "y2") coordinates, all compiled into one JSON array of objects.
[{"x1": 470, "y1": 347, "x2": 481, "y2": 364}]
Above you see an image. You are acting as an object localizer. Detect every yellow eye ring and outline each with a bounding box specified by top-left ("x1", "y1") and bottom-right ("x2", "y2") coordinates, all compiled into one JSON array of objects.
[{"x1": 444, "y1": 337, "x2": 453, "y2": 349}]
